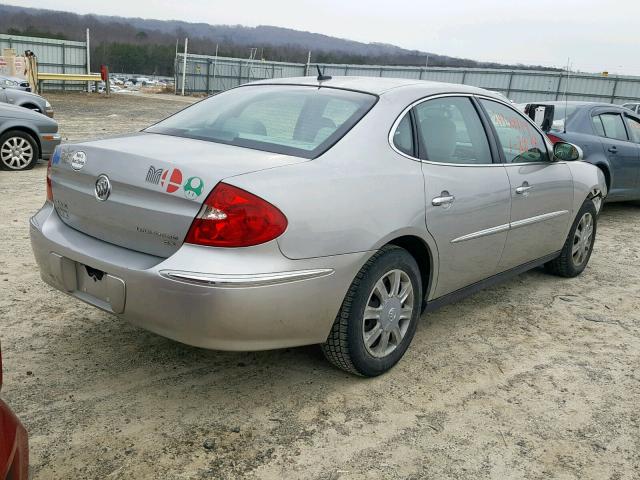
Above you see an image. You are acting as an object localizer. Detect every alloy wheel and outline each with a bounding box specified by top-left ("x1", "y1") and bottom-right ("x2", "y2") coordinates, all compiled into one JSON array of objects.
[
  {"x1": 572, "y1": 212, "x2": 594, "y2": 267},
  {"x1": 362, "y1": 269, "x2": 414, "y2": 358},
  {"x1": 0, "y1": 136, "x2": 34, "y2": 170}
]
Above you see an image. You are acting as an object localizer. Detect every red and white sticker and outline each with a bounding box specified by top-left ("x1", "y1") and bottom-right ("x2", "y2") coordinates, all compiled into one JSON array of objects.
[{"x1": 160, "y1": 168, "x2": 183, "y2": 193}]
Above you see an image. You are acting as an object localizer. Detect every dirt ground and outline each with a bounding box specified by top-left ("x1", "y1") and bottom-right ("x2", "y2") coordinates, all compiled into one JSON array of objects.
[{"x1": 1, "y1": 92, "x2": 639, "y2": 480}]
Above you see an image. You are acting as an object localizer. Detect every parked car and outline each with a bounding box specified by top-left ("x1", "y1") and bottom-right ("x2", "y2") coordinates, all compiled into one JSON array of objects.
[
  {"x1": 0, "y1": 103, "x2": 61, "y2": 170},
  {"x1": 622, "y1": 102, "x2": 640, "y2": 114},
  {"x1": 0, "y1": 87, "x2": 54, "y2": 117},
  {"x1": 0, "y1": 75, "x2": 31, "y2": 92},
  {"x1": 0, "y1": 343, "x2": 29, "y2": 480},
  {"x1": 524, "y1": 101, "x2": 640, "y2": 202},
  {"x1": 30, "y1": 78, "x2": 605, "y2": 376}
]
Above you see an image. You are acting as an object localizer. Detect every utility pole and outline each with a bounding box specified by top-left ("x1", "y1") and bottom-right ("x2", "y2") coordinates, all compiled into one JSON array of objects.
[
  {"x1": 86, "y1": 28, "x2": 91, "y2": 92},
  {"x1": 305, "y1": 51, "x2": 311, "y2": 76},
  {"x1": 181, "y1": 37, "x2": 188, "y2": 96}
]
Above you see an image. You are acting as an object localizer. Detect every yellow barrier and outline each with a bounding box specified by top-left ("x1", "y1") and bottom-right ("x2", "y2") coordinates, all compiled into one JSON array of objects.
[
  {"x1": 37, "y1": 73, "x2": 102, "y2": 82},
  {"x1": 37, "y1": 72, "x2": 103, "y2": 93}
]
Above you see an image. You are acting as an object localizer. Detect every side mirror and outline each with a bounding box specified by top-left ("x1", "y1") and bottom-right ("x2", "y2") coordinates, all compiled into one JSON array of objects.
[{"x1": 553, "y1": 141, "x2": 583, "y2": 162}]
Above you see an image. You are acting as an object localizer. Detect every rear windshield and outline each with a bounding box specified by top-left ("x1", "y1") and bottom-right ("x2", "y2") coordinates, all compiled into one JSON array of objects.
[
  {"x1": 527, "y1": 104, "x2": 579, "y2": 132},
  {"x1": 146, "y1": 85, "x2": 377, "y2": 159},
  {"x1": 551, "y1": 105, "x2": 579, "y2": 131}
]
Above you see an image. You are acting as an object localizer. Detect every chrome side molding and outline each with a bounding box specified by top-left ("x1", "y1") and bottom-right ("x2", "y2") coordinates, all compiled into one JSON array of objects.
[{"x1": 160, "y1": 268, "x2": 335, "y2": 288}]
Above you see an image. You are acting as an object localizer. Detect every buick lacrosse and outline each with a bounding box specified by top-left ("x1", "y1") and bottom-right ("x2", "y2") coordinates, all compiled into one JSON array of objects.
[{"x1": 30, "y1": 76, "x2": 606, "y2": 376}]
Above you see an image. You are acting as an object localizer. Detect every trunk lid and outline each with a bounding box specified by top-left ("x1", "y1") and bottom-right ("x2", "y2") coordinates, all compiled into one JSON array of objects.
[{"x1": 51, "y1": 132, "x2": 305, "y2": 257}]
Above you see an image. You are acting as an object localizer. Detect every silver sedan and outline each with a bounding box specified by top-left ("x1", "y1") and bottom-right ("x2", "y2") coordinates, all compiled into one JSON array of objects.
[
  {"x1": 1, "y1": 103, "x2": 60, "y2": 171},
  {"x1": 30, "y1": 76, "x2": 606, "y2": 376}
]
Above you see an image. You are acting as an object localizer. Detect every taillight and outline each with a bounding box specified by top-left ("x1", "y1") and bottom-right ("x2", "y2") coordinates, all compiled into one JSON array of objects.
[
  {"x1": 185, "y1": 182, "x2": 288, "y2": 247},
  {"x1": 547, "y1": 133, "x2": 563, "y2": 145},
  {"x1": 46, "y1": 158, "x2": 53, "y2": 202},
  {"x1": 47, "y1": 147, "x2": 60, "y2": 202}
]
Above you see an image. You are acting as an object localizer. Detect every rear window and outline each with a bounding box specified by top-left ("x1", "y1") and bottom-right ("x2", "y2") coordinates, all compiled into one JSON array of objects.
[
  {"x1": 550, "y1": 105, "x2": 579, "y2": 131},
  {"x1": 145, "y1": 85, "x2": 377, "y2": 159}
]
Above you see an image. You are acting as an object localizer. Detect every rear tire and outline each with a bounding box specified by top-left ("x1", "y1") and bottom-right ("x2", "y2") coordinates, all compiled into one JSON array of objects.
[
  {"x1": 545, "y1": 199, "x2": 597, "y2": 278},
  {"x1": 321, "y1": 245, "x2": 422, "y2": 377},
  {"x1": 0, "y1": 130, "x2": 39, "y2": 171}
]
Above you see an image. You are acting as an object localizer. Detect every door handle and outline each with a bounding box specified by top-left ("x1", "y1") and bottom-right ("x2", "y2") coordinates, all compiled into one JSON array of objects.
[
  {"x1": 608, "y1": 146, "x2": 618, "y2": 154},
  {"x1": 432, "y1": 191, "x2": 455, "y2": 206},
  {"x1": 515, "y1": 182, "x2": 533, "y2": 195}
]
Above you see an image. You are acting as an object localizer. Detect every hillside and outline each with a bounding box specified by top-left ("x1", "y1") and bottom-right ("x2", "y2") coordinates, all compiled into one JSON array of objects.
[{"x1": 0, "y1": 4, "x2": 558, "y2": 76}]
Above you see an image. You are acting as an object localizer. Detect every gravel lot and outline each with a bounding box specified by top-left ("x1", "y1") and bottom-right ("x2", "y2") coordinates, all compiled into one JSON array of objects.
[{"x1": 1, "y1": 92, "x2": 639, "y2": 479}]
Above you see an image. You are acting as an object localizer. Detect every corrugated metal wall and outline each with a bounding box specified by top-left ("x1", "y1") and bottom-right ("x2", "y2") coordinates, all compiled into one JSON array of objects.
[
  {"x1": 175, "y1": 53, "x2": 305, "y2": 93},
  {"x1": 0, "y1": 33, "x2": 87, "y2": 90},
  {"x1": 177, "y1": 54, "x2": 640, "y2": 105}
]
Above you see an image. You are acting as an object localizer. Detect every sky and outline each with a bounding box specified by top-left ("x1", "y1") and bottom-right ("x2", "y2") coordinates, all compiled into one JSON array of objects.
[{"x1": 6, "y1": 0, "x2": 640, "y2": 75}]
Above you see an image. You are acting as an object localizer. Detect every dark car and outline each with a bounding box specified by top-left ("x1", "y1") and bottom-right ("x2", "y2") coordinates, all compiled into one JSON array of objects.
[
  {"x1": 0, "y1": 103, "x2": 61, "y2": 171},
  {"x1": 0, "y1": 343, "x2": 29, "y2": 480},
  {"x1": 524, "y1": 101, "x2": 640, "y2": 202}
]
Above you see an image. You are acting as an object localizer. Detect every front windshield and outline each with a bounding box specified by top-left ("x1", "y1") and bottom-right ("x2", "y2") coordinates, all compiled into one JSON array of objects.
[{"x1": 146, "y1": 85, "x2": 377, "y2": 159}]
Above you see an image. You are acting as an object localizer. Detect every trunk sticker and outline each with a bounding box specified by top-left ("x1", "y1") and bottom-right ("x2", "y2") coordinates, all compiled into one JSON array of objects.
[
  {"x1": 161, "y1": 168, "x2": 183, "y2": 193},
  {"x1": 145, "y1": 165, "x2": 164, "y2": 184},
  {"x1": 183, "y1": 176, "x2": 204, "y2": 199},
  {"x1": 145, "y1": 166, "x2": 204, "y2": 199}
]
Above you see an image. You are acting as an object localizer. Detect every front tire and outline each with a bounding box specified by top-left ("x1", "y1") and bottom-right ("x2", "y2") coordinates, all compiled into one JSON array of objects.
[
  {"x1": 321, "y1": 245, "x2": 422, "y2": 376},
  {"x1": 0, "y1": 130, "x2": 39, "y2": 171},
  {"x1": 545, "y1": 199, "x2": 598, "y2": 277}
]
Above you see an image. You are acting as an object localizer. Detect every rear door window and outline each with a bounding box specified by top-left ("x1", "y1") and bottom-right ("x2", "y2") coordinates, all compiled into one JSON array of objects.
[
  {"x1": 592, "y1": 115, "x2": 606, "y2": 136},
  {"x1": 480, "y1": 99, "x2": 550, "y2": 163},
  {"x1": 413, "y1": 97, "x2": 493, "y2": 164},
  {"x1": 599, "y1": 113, "x2": 628, "y2": 141},
  {"x1": 393, "y1": 113, "x2": 414, "y2": 156},
  {"x1": 625, "y1": 116, "x2": 640, "y2": 143},
  {"x1": 146, "y1": 85, "x2": 377, "y2": 159}
]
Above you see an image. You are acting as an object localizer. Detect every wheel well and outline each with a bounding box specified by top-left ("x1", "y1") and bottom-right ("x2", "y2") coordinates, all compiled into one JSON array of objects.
[
  {"x1": 1, "y1": 126, "x2": 41, "y2": 156},
  {"x1": 595, "y1": 163, "x2": 611, "y2": 191},
  {"x1": 387, "y1": 235, "x2": 432, "y2": 298},
  {"x1": 20, "y1": 103, "x2": 41, "y2": 112}
]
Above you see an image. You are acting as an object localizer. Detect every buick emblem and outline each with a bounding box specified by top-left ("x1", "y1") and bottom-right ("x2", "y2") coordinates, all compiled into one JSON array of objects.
[
  {"x1": 95, "y1": 174, "x2": 111, "y2": 201},
  {"x1": 71, "y1": 151, "x2": 87, "y2": 170}
]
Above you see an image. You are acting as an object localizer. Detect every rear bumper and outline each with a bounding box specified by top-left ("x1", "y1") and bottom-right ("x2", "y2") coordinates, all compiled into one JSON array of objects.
[
  {"x1": 30, "y1": 203, "x2": 369, "y2": 350},
  {"x1": 0, "y1": 399, "x2": 29, "y2": 480}
]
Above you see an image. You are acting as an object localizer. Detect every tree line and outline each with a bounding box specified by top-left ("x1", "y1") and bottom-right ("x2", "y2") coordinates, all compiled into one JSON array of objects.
[{"x1": 0, "y1": 5, "x2": 560, "y2": 76}]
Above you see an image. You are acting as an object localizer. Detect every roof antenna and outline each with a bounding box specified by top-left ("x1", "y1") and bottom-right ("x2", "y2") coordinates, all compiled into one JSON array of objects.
[
  {"x1": 316, "y1": 65, "x2": 332, "y2": 82},
  {"x1": 564, "y1": 58, "x2": 570, "y2": 134}
]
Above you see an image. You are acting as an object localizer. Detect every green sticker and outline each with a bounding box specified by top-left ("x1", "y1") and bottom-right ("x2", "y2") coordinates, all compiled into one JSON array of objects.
[{"x1": 183, "y1": 176, "x2": 204, "y2": 199}]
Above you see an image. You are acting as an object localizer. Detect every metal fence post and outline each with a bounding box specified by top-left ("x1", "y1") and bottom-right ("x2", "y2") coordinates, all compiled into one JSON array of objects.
[
  {"x1": 555, "y1": 73, "x2": 563, "y2": 100},
  {"x1": 610, "y1": 76, "x2": 620, "y2": 103},
  {"x1": 206, "y1": 59, "x2": 210, "y2": 94},
  {"x1": 61, "y1": 43, "x2": 66, "y2": 92},
  {"x1": 506, "y1": 71, "x2": 514, "y2": 98}
]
